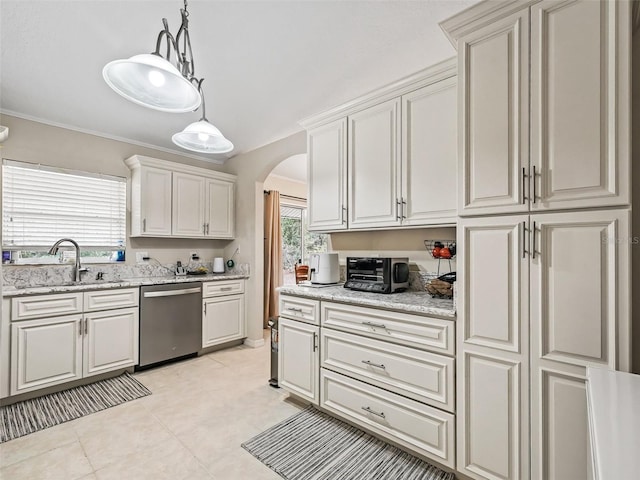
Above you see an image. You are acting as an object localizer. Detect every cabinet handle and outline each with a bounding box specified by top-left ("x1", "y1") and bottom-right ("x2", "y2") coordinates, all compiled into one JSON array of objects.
[
  {"x1": 362, "y1": 360, "x2": 386, "y2": 370},
  {"x1": 78, "y1": 319, "x2": 82, "y2": 336},
  {"x1": 287, "y1": 307, "x2": 303, "y2": 313},
  {"x1": 206, "y1": 223, "x2": 210, "y2": 235},
  {"x1": 362, "y1": 321, "x2": 387, "y2": 330},
  {"x1": 84, "y1": 318, "x2": 88, "y2": 335},
  {"x1": 521, "y1": 221, "x2": 528, "y2": 259},
  {"x1": 143, "y1": 218, "x2": 146, "y2": 232},
  {"x1": 361, "y1": 406, "x2": 385, "y2": 419},
  {"x1": 532, "y1": 165, "x2": 538, "y2": 204},
  {"x1": 522, "y1": 167, "x2": 528, "y2": 204},
  {"x1": 396, "y1": 199, "x2": 401, "y2": 221},
  {"x1": 341, "y1": 206, "x2": 347, "y2": 224},
  {"x1": 313, "y1": 332, "x2": 318, "y2": 352},
  {"x1": 204, "y1": 302, "x2": 207, "y2": 315},
  {"x1": 401, "y1": 198, "x2": 407, "y2": 220},
  {"x1": 532, "y1": 221, "x2": 538, "y2": 259},
  {"x1": 220, "y1": 287, "x2": 233, "y2": 291}
]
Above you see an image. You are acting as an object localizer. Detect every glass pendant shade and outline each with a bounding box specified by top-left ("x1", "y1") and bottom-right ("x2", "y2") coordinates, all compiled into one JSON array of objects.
[
  {"x1": 172, "y1": 120, "x2": 234, "y2": 154},
  {"x1": 102, "y1": 53, "x2": 201, "y2": 113}
]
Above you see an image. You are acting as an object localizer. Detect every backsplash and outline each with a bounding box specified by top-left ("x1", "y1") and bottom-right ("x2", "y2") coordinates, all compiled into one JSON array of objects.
[{"x1": 2, "y1": 261, "x2": 250, "y2": 289}]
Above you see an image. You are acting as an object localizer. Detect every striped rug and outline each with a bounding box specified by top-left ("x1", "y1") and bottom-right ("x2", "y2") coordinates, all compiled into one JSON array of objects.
[
  {"x1": 242, "y1": 406, "x2": 455, "y2": 480},
  {"x1": 0, "y1": 372, "x2": 151, "y2": 443}
]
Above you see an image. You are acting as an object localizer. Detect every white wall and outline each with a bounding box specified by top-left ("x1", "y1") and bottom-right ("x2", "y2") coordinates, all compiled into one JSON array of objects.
[
  {"x1": 632, "y1": 32, "x2": 639, "y2": 374},
  {"x1": 264, "y1": 174, "x2": 307, "y2": 199},
  {"x1": 223, "y1": 131, "x2": 307, "y2": 344},
  {"x1": 0, "y1": 115, "x2": 230, "y2": 265}
]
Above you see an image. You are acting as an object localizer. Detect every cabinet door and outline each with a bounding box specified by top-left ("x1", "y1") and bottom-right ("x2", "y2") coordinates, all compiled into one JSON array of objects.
[
  {"x1": 204, "y1": 178, "x2": 235, "y2": 238},
  {"x1": 278, "y1": 317, "x2": 319, "y2": 404},
  {"x1": 139, "y1": 166, "x2": 172, "y2": 236},
  {"x1": 10, "y1": 315, "x2": 83, "y2": 395},
  {"x1": 202, "y1": 295, "x2": 245, "y2": 348},
  {"x1": 401, "y1": 78, "x2": 457, "y2": 225},
  {"x1": 529, "y1": 209, "x2": 630, "y2": 480},
  {"x1": 530, "y1": 0, "x2": 631, "y2": 211},
  {"x1": 457, "y1": 216, "x2": 530, "y2": 480},
  {"x1": 172, "y1": 172, "x2": 206, "y2": 237},
  {"x1": 458, "y1": 9, "x2": 530, "y2": 216},
  {"x1": 307, "y1": 119, "x2": 348, "y2": 231},
  {"x1": 348, "y1": 98, "x2": 402, "y2": 228},
  {"x1": 83, "y1": 308, "x2": 139, "y2": 377}
]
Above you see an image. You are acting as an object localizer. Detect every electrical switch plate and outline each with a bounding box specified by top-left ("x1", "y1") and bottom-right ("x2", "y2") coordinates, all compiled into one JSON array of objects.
[{"x1": 136, "y1": 252, "x2": 149, "y2": 263}]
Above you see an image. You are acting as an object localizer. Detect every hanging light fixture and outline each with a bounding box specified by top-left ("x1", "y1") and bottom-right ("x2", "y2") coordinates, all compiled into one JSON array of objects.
[
  {"x1": 172, "y1": 85, "x2": 234, "y2": 154},
  {"x1": 103, "y1": 0, "x2": 201, "y2": 112}
]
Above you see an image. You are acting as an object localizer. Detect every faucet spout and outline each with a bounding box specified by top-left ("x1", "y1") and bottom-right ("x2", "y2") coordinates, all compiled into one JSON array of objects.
[{"x1": 48, "y1": 238, "x2": 86, "y2": 282}]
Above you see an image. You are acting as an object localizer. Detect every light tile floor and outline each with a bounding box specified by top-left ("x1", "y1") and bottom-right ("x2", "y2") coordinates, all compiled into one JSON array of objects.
[{"x1": 0, "y1": 332, "x2": 304, "y2": 480}]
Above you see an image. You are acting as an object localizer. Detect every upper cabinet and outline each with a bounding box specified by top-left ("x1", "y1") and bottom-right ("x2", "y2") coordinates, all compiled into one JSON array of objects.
[
  {"x1": 301, "y1": 58, "x2": 458, "y2": 232},
  {"x1": 125, "y1": 155, "x2": 236, "y2": 239},
  {"x1": 442, "y1": 0, "x2": 631, "y2": 217},
  {"x1": 307, "y1": 119, "x2": 348, "y2": 231}
]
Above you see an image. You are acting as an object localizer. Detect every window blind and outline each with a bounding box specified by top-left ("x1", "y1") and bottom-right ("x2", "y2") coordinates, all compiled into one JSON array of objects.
[{"x1": 2, "y1": 160, "x2": 126, "y2": 249}]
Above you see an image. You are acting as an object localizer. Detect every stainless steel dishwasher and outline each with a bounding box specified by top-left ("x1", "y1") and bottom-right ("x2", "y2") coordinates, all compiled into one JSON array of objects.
[{"x1": 138, "y1": 282, "x2": 202, "y2": 368}]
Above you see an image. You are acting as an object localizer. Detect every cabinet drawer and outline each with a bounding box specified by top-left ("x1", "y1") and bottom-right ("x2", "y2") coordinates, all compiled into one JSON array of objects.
[
  {"x1": 320, "y1": 369, "x2": 455, "y2": 468},
  {"x1": 279, "y1": 295, "x2": 320, "y2": 325},
  {"x1": 321, "y1": 329, "x2": 454, "y2": 412},
  {"x1": 202, "y1": 280, "x2": 244, "y2": 297},
  {"x1": 84, "y1": 288, "x2": 139, "y2": 312},
  {"x1": 11, "y1": 293, "x2": 83, "y2": 321},
  {"x1": 321, "y1": 302, "x2": 454, "y2": 355}
]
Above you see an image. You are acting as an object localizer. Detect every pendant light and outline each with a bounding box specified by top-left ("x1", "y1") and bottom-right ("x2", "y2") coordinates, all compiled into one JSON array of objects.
[
  {"x1": 172, "y1": 85, "x2": 234, "y2": 154},
  {"x1": 102, "y1": 1, "x2": 202, "y2": 113}
]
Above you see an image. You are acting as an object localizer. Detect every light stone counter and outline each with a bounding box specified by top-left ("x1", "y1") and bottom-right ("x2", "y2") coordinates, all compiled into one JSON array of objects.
[
  {"x1": 277, "y1": 284, "x2": 455, "y2": 319},
  {"x1": 2, "y1": 273, "x2": 248, "y2": 297}
]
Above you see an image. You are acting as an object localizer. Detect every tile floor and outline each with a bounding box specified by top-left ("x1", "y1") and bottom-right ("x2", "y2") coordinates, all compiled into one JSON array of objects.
[{"x1": 0, "y1": 332, "x2": 304, "y2": 480}]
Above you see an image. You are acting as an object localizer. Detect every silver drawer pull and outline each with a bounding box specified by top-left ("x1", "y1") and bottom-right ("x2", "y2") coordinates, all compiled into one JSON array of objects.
[
  {"x1": 362, "y1": 321, "x2": 387, "y2": 330},
  {"x1": 220, "y1": 287, "x2": 233, "y2": 291},
  {"x1": 287, "y1": 307, "x2": 304, "y2": 313},
  {"x1": 361, "y1": 360, "x2": 386, "y2": 370},
  {"x1": 361, "y1": 406, "x2": 385, "y2": 419},
  {"x1": 143, "y1": 287, "x2": 201, "y2": 298}
]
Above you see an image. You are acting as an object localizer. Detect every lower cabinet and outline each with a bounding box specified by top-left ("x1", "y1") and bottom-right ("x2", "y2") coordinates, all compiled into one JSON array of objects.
[
  {"x1": 321, "y1": 369, "x2": 455, "y2": 468},
  {"x1": 9, "y1": 288, "x2": 140, "y2": 396},
  {"x1": 201, "y1": 280, "x2": 246, "y2": 348},
  {"x1": 83, "y1": 307, "x2": 138, "y2": 377},
  {"x1": 11, "y1": 314, "x2": 83, "y2": 394},
  {"x1": 278, "y1": 317, "x2": 319, "y2": 404},
  {"x1": 202, "y1": 295, "x2": 245, "y2": 347}
]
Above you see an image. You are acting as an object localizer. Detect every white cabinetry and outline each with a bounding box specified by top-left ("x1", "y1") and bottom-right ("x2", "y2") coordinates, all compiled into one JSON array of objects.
[
  {"x1": 202, "y1": 280, "x2": 245, "y2": 348},
  {"x1": 307, "y1": 119, "x2": 348, "y2": 231},
  {"x1": 447, "y1": 0, "x2": 630, "y2": 217},
  {"x1": 9, "y1": 288, "x2": 139, "y2": 396},
  {"x1": 348, "y1": 98, "x2": 401, "y2": 229},
  {"x1": 278, "y1": 296, "x2": 321, "y2": 404},
  {"x1": 302, "y1": 58, "x2": 458, "y2": 231},
  {"x1": 125, "y1": 155, "x2": 236, "y2": 239}
]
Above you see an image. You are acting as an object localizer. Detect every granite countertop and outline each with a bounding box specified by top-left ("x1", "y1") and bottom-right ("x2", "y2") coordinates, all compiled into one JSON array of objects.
[
  {"x1": 2, "y1": 273, "x2": 249, "y2": 297},
  {"x1": 277, "y1": 284, "x2": 456, "y2": 319}
]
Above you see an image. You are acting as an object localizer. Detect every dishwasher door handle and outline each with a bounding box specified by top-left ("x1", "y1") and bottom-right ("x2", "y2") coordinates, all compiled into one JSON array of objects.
[{"x1": 143, "y1": 287, "x2": 201, "y2": 298}]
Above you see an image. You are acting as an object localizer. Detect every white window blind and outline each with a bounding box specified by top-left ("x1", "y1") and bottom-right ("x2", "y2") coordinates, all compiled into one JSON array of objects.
[{"x1": 2, "y1": 160, "x2": 126, "y2": 249}]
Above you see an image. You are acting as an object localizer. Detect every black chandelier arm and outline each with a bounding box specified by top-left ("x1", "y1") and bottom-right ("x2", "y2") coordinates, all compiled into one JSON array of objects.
[
  {"x1": 176, "y1": 5, "x2": 195, "y2": 79},
  {"x1": 194, "y1": 79, "x2": 207, "y2": 120},
  {"x1": 153, "y1": 19, "x2": 181, "y2": 70}
]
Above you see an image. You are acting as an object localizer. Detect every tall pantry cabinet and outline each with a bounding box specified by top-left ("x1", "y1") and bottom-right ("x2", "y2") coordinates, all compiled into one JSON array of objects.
[{"x1": 441, "y1": 1, "x2": 632, "y2": 479}]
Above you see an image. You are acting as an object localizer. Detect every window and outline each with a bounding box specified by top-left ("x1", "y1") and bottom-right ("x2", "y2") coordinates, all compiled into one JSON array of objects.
[
  {"x1": 2, "y1": 159, "x2": 126, "y2": 264},
  {"x1": 281, "y1": 202, "x2": 328, "y2": 285}
]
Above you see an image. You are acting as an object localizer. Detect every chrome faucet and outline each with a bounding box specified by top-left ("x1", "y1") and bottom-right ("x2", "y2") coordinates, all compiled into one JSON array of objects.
[{"x1": 48, "y1": 238, "x2": 88, "y2": 282}]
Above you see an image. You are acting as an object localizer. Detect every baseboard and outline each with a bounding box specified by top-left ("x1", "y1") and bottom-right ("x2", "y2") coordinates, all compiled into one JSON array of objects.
[{"x1": 244, "y1": 337, "x2": 265, "y2": 348}]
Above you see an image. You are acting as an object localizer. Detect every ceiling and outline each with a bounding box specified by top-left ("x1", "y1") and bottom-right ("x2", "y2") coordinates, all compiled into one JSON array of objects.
[{"x1": 0, "y1": 0, "x2": 478, "y2": 163}]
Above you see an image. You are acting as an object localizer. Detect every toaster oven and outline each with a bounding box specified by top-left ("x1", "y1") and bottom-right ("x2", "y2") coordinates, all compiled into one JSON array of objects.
[{"x1": 344, "y1": 257, "x2": 410, "y2": 294}]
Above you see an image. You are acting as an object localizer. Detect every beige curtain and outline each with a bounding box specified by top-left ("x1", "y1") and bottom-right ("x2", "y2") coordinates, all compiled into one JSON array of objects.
[{"x1": 264, "y1": 190, "x2": 283, "y2": 328}]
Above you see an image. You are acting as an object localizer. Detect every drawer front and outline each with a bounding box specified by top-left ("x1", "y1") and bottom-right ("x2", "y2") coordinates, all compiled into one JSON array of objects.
[
  {"x1": 84, "y1": 288, "x2": 139, "y2": 312},
  {"x1": 11, "y1": 293, "x2": 83, "y2": 321},
  {"x1": 321, "y1": 369, "x2": 455, "y2": 468},
  {"x1": 321, "y1": 329, "x2": 454, "y2": 412},
  {"x1": 279, "y1": 295, "x2": 320, "y2": 325},
  {"x1": 321, "y1": 302, "x2": 454, "y2": 355},
  {"x1": 202, "y1": 280, "x2": 244, "y2": 297}
]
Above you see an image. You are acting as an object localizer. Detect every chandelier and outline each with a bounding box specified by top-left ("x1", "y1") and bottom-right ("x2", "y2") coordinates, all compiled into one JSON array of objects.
[{"x1": 102, "y1": 1, "x2": 233, "y2": 154}]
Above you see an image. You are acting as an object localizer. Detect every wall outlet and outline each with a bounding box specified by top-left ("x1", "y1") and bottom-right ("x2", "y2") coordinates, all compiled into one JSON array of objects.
[{"x1": 136, "y1": 252, "x2": 149, "y2": 263}]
